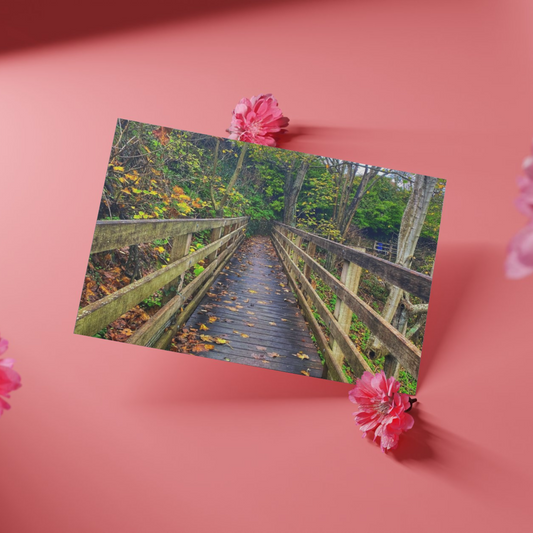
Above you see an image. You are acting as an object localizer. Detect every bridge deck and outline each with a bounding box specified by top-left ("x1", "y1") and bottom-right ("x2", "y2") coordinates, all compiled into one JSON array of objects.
[{"x1": 177, "y1": 236, "x2": 324, "y2": 377}]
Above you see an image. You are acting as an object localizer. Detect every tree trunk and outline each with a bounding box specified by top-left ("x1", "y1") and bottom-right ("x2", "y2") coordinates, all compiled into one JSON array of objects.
[
  {"x1": 216, "y1": 143, "x2": 248, "y2": 217},
  {"x1": 283, "y1": 158, "x2": 310, "y2": 226},
  {"x1": 324, "y1": 164, "x2": 381, "y2": 271}
]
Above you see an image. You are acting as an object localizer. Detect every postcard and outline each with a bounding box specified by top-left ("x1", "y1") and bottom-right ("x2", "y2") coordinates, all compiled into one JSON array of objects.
[{"x1": 75, "y1": 119, "x2": 446, "y2": 392}]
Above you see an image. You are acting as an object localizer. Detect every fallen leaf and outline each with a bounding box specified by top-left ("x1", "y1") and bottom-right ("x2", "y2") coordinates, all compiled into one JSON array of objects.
[
  {"x1": 245, "y1": 322, "x2": 255, "y2": 327},
  {"x1": 192, "y1": 344, "x2": 210, "y2": 353},
  {"x1": 226, "y1": 306, "x2": 238, "y2": 312},
  {"x1": 200, "y1": 334, "x2": 214, "y2": 342},
  {"x1": 240, "y1": 333, "x2": 249, "y2": 338},
  {"x1": 301, "y1": 370, "x2": 310, "y2": 377},
  {"x1": 294, "y1": 351, "x2": 310, "y2": 360},
  {"x1": 269, "y1": 322, "x2": 276, "y2": 326},
  {"x1": 215, "y1": 338, "x2": 228, "y2": 345},
  {"x1": 268, "y1": 352, "x2": 280, "y2": 358},
  {"x1": 258, "y1": 300, "x2": 268, "y2": 305},
  {"x1": 208, "y1": 316, "x2": 217, "y2": 323},
  {"x1": 248, "y1": 290, "x2": 257, "y2": 294}
]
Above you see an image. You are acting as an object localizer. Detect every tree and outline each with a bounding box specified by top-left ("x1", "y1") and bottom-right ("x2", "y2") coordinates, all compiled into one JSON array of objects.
[
  {"x1": 283, "y1": 157, "x2": 312, "y2": 226},
  {"x1": 208, "y1": 140, "x2": 249, "y2": 217}
]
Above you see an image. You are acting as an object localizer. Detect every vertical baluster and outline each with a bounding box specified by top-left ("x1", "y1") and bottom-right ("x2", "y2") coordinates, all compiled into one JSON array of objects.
[
  {"x1": 162, "y1": 231, "x2": 192, "y2": 303},
  {"x1": 328, "y1": 254, "x2": 363, "y2": 378},
  {"x1": 207, "y1": 223, "x2": 224, "y2": 264}
]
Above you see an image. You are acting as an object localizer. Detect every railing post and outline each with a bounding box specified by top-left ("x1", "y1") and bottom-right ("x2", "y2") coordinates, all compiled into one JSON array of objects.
[
  {"x1": 383, "y1": 355, "x2": 400, "y2": 379},
  {"x1": 291, "y1": 235, "x2": 302, "y2": 261},
  {"x1": 162, "y1": 231, "x2": 192, "y2": 302},
  {"x1": 328, "y1": 252, "x2": 363, "y2": 378},
  {"x1": 302, "y1": 241, "x2": 316, "y2": 304},
  {"x1": 207, "y1": 225, "x2": 224, "y2": 263}
]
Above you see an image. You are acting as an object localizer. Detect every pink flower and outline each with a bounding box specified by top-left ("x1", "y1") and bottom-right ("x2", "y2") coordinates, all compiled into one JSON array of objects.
[
  {"x1": 515, "y1": 163, "x2": 533, "y2": 217},
  {"x1": 0, "y1": 335, "x2": 22, "y2": 417},
  {"x1": 507, "y1": 142, "x2": 533, "y2": 279},
  {"x1": 505, "y1": 222, "x2": 533, "y2": 279},
  {"x1": 349, "y1": 371, "x2": 414, "y2": 452},
  {"x1": 227, "y1": 94, "x2": 289, "y2": 146}
]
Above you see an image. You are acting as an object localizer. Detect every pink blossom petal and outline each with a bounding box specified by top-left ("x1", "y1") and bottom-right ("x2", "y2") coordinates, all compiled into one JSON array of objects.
[
  {"x1": 348, "y1": 370, "x2": 414, "y2": 452},
  {"x1": 0, "y1": 337, "x2": 22, "y2": 417},
  {"x1": 0, "y1": 337, "x2": 8, "y2": 356},
  {"x1": 227, "y1": 94, "x2": 289, "y2": 147},
  {"x1": 523, "y1": 155, "x2": 533, "y2": 179},
  {"x1": 506, "y1": 224, "x2": 533, "y2": 278}
]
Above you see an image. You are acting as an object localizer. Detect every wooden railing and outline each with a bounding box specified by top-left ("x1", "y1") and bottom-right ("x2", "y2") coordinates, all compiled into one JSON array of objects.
[
  {"x1": 75, "y1": 216, "x2": 249, "y2": 349},
  {"x1": 271, "y1": 222, "x2": 430, "y2": 383}
]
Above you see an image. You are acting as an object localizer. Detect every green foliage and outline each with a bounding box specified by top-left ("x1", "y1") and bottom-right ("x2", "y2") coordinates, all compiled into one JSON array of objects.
[{"x1": 142, "y1": 291, "x2": 163, "y2": 308}]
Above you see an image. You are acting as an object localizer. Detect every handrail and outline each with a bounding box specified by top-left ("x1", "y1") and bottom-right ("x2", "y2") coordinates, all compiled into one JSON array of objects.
[
  {"x1": 273, "y1": 222, "x2": 431, "y2": 301},
  {"x1": 272, "y1": 231, "x2": 371, "y2": 379},
  {"x1": 76, "y1": 217, "x2": 249, "y2": 344},
  {"x1": 91, "y1": 216, "x2": 249, "y2": 254},
  {"x1": 272, "y1": 227, "x2": 421, "y2": 378}
]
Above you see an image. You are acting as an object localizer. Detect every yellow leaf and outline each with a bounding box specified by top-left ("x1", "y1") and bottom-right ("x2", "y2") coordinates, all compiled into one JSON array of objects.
[
  {"x1": 208, "y1": 316, "x2": 217, "y2": 323},
  {"x1": 248, "y1": 290, "x2": 257, "y2": 294},
  {"x1": 113, "y1": 166, "x2": 124, "y2": 171},
  {"x1": 199, "y1": 324, "x2": 209, "y2": 331},
  {"x1": 301, "y1": 370, "x2": 310, "y2": 377},
  {"x1": 240, "y1": 333, "x2": 249, "y2": 338},
  {"x1": 215, "y1": 338, "x2": 228, "y2": 345}
]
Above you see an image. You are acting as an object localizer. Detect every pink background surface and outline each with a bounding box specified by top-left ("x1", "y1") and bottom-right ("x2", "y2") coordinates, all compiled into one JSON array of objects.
[{"x1": 1, "y1": 1, "x2": 532, "y2": 531}]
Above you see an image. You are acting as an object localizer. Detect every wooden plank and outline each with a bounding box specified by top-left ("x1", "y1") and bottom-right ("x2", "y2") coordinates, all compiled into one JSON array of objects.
[
  {"x1": 75, "y1": 225, "x2": 245, "y2": 337},
  {"x1": 182, "y1": 235, "x2": 322, "y2": 375},
  {"x1": 273, "y1": 228, "x2": 421, "y2": 378},
  {"x1": 274, "y1": 245, "x2": 347, "y2": 382},
  {"x1": 273, "y1": 222, "x2": 431, "y2": 301},
  {"x1": 126, "y1": 235, "x2": 244, "y2": 347},
  {"x1": 272, "y1": 231, "x2": 371, "y2": 377},
  {"x1": 91, "y1": 216, "x2": 248, "y2": 254},
  {"x1": 153, "y1": 236, "x2": 245, "y2": 350},
  {"x1": 162, "y1": 231, "x2": 192, "y2": 301},
  {"x1": 190, "y1": 350, "x2": 324, "y2": 378}
]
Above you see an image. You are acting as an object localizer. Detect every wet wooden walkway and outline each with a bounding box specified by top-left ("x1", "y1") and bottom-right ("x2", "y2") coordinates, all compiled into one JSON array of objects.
[{"x1": 177, "y1": 236, "x2": 323, "y2": 377}]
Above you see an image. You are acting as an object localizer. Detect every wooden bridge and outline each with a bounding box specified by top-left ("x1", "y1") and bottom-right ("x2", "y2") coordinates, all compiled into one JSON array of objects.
[{"x1": 75, "y1": 217, "x2": 431, "y2": 382}]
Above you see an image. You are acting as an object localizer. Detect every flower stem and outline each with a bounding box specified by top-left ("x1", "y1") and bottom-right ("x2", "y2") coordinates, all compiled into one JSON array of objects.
[{"x1": 405, "y1": 398, "x2": 417, "y2": 412}]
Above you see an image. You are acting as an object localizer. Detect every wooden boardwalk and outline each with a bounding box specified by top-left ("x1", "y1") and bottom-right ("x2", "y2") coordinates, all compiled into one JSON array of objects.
[{"x1": 178, "y1": 236, "x2": 324, "y2": 377}]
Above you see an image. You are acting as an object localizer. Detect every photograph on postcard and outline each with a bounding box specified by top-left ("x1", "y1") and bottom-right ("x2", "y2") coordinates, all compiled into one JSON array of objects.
[{"x1": 75, "y1": 119, "x2": 446, "y2": 392}]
